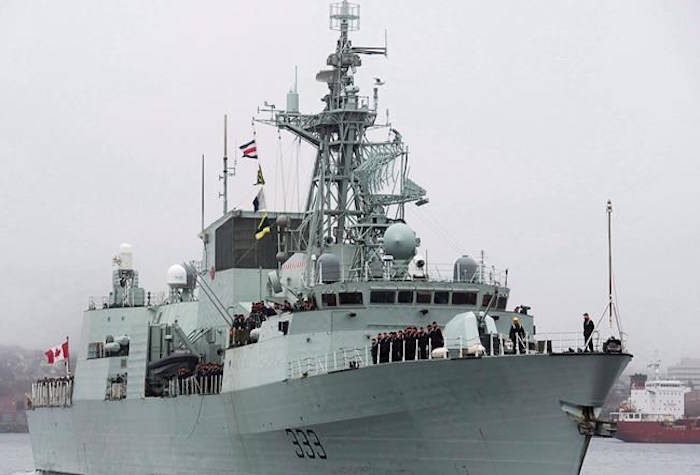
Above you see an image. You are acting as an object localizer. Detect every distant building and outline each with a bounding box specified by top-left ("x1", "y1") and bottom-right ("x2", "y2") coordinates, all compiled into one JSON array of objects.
[{"x1": 667, "y1": 358, "x2": 700, "y2": 389}]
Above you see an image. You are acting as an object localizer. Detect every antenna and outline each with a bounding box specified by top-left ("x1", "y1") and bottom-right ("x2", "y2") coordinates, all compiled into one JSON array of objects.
[
  {"x1": 221, "y1": 115, "x2": 228, "y2": 215},
  {"x1": 604, "y1": 199, "x2": 626, "y2": 348},
  {"x1": 607, "y1": 199, "x2": 613, "y2": 327},
  {"x1": 287, "y1": 67, "x2": 300, "y2": 113},
  {"x1": 330, "y1": 1, "x2": 360, "y2": 32},
  {"x1": 201, "y1": 154, "x2": 205, "y2": 231}
]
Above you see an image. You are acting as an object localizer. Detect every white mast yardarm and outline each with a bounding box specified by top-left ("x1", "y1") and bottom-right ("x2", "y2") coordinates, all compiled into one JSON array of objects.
[{"x1": 256, "y1": 1, "x2": 426, "y2": 284}]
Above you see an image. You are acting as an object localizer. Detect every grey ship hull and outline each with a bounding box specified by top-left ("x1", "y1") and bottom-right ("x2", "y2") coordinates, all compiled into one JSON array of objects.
[{"x1": 28, "y1": 352, "x2": 629, "y2": 475}]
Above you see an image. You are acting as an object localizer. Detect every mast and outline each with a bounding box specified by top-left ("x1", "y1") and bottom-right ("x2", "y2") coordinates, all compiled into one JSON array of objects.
[
  {"x1": 65, "y1": 335, "x2": 71, "y2": 376},
  {"x1": 607, "y1": 199, "x2": 613, "y2": 327},
  {"x1": 201, "y1": 154, "x2": 205, "y2": 231},
  {"x1": 255, "y1": 1, "x2": 424, "y2": 284},
  {"x1": 222, "y1": 115, "x2": 229, "y2": 215}
]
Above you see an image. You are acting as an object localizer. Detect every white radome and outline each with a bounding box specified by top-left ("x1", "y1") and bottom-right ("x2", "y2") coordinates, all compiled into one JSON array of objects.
[
  {"x1": 166, "y1": 264, "x2": 188, "y2": 288},
  {"x1": 118, "y1": 243, "x2": 134, "y2": 270},
  {"x1": 383, "y1": 223, "x2": 417, "y2": 260}
]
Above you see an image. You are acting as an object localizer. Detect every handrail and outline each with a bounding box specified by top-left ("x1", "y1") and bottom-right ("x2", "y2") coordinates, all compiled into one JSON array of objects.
[
  {"x1": 168, "y1": 374, "x2": 223, "y2": 397},
  {"x1": 286, "y1": 331, "x2": 608, "y2": 380},
  {"x1": 313, "y1": 262, "x2": 507, "y2": 285}
]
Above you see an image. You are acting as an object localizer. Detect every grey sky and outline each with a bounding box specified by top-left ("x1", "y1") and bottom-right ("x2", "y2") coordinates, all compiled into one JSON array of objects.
[{"x1": 1, "y1": 0, "x2": 698, "y2": 370}]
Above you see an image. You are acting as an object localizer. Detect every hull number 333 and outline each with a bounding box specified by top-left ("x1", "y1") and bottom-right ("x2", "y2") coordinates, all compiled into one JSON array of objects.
[{"x1": 285, "y1": 428, "x2": 327, "y2": 460}]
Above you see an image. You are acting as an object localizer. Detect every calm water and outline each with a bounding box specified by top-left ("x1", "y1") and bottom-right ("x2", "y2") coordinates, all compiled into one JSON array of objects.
[{"x1": 1, "y1": 433, "x2": 700, "y2": 475}]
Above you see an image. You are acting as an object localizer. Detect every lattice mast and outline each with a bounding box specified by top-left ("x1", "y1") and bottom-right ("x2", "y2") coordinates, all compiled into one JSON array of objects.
[{"x1": 257, "y1": 1, "x2": 426, "y2": 284}]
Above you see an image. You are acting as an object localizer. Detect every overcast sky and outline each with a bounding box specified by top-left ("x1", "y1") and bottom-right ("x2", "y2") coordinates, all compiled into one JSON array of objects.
[{"x1": 1, "y1": 0, "x2": 698, "y2": 371}]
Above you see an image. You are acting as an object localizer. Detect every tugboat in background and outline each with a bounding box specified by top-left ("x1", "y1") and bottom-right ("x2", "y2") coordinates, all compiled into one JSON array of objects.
[{"x1": 614, "y1": 365, "x2": 700, "y2": 443}]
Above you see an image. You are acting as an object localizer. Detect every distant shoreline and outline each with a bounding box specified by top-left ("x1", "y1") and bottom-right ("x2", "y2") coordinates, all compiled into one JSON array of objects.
[{"x1": 0, "y1": 425, "x2": 29, "y2": 434}]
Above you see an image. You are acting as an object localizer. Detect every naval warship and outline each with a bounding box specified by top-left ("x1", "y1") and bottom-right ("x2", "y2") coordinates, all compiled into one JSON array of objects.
[{"x1": 27, "y1": 2, "x2": 631, "y2": 474}]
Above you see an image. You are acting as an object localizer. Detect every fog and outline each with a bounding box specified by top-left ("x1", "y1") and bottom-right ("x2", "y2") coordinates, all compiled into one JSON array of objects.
[{"x1": 1, "y1": 0, "x2": 698, "y2": 370}]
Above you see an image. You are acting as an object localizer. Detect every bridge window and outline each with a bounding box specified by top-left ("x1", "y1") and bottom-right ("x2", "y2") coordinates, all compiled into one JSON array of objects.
[
  {"x1": 397, "y1": 290, "x2": 414, "y2": 304},
  {"x1": 433, "y1": 291, "x2": 449, "y2": 304},
  {"x1": 370, "y1": 290, "x2": 396, "y2": 304},
  {"x1": 452, "y1": 292, "x2": 477, "y2": 305},
  {"x1": 321, "y1": 293, "x2": 337, "y2": 307},
  {"x1": 339, "y1": 292, "x2": 363, "y2": 305},
  {"x1": 416, "y1": 291, "x2": 432, "y2": 304},
  {"x1": 482, "y1": 294, "x2": 493, "y2": 307}
]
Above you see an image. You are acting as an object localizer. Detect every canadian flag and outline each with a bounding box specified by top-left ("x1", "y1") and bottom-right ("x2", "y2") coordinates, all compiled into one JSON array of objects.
[{"x1": 45, "y1": 339, "x2": 69, "y2": 365}]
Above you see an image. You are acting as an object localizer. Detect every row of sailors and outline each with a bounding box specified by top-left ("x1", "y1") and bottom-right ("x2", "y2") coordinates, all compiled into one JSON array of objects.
[
  {"x1": 229, "y1": 297, "x2": 320, "y2": 347},
  {"x1": 177, "y1": 362, "x2": 224, "y2": 379},
  {"x1": 29, "y1": 376, "x2": 74, "y2": 409},
  {"x1": 371, "y1": 323, "x2": 445, "y2": 364},
  {"x1": 35, "y1": 376, "x2": 74, "y2": 384},
  {"x1": 230, "y1": 301, "x2": 275, "y2": 346}
]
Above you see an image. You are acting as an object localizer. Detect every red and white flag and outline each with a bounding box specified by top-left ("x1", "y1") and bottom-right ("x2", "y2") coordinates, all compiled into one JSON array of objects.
[
  {"x1": 45, "y1": 339, "x2": 69, "y2": 365},
  {"x1": 239, "y1": 139, "x2": 258, "y2": 159}
]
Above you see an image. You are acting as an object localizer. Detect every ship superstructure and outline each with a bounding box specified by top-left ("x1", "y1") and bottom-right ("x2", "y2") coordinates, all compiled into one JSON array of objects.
[
  {"x1": 614, "y1": 372, "x2": 700, "y2": 443},
  {"x1": 27, "y1": 2, "x2": 631, "y2": 474}
]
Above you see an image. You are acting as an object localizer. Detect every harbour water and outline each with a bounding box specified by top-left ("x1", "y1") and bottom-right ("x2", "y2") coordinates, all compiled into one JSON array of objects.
[{"x1": 1, "y1": 433, "x2": 699, "y2": 475}]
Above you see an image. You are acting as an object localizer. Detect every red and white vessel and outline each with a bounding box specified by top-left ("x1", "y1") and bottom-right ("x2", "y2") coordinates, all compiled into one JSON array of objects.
[{"x1": 614, "y1": 372, "x2": 700, "y2": 443}]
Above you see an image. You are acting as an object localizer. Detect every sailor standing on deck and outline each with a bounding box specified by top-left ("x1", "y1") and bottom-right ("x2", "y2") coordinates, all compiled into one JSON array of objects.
[
  {"x1": 583, "y1": 313, "x2": 595, "y2": 352},
  {"x1": 509, "y1": 317, "x2": 526, "y2": 354}
]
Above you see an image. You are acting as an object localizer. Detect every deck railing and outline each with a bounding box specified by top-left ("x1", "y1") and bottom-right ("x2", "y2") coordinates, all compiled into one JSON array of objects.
[
  {"x1": 168, "y1": 374, "x2": 223, "y2": 396},
  {"x1": 313, "y1": 262, "x2": 506, "y2": 285},
  {"x1": 286, "y1": 331, "x2": 605, "y2": 380}
]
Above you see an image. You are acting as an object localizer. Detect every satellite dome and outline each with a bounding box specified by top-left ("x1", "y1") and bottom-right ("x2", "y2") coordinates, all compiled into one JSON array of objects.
[
  {"x1": 167, "y1": 264, "x2": 188, "y2": 288},
  {"x1": 383, "y1": 223, "x2": 417, "y2": 260},
  {"x1": 118, "y1": 243, "x2": 134, "y2": 269},
  {"x1": 454, "y1": 255, "x2": 478, "y2": 282}
]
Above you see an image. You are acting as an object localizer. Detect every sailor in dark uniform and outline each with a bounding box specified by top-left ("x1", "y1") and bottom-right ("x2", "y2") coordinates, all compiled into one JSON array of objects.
[
  {"x1": 429, "y1": 321, "x2": 444, "y2": 349},
  {"x1": 404, "y1": 327, "x2": 416, "y2": 361},
  {"x1": 394, "y1": 331, "x2": 405, "y2": 362},
  {"x1": 509, "y1": 317, "x2": 526, "y2": 354},
  {"x1": 583, "y1": 313, "x2": 595, "y2": 352},
  {"x1": 379, "y1": 333, "x2": 390, "y2": 363},
  {"x1": 418, "y1": 328, "x2": 429, "y2": 359}
]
